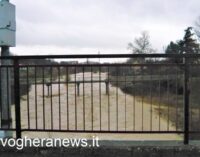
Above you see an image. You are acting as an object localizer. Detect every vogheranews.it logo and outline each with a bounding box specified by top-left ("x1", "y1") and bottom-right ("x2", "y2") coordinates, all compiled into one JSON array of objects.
[{"x1": 0, "y1": 136, "x2": 100, "y2": 150}]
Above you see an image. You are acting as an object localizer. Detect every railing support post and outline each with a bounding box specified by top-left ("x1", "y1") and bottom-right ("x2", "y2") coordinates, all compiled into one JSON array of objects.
[
  {"x1": 105, "y1": 81, "x2": 109, "y2": 95},
  {"x1": 46, "y1": 83, "x2": 51, "y2": 96},
  {"x1": 14, "y1": 58, "x2": 21, "y2": 139},
  {"x1": 184, "y1": 56, "x2": 190, "y2": 145},
  {"x1": 77, "y1": 82, "x2": 80, "y2": 96}
]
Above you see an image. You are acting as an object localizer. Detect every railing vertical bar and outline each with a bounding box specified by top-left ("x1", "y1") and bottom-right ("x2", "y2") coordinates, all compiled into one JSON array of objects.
[
  {"x1": 198, "y1": 67, "x2": 200, "y2": 132},
  {"x1": 50, "y1": 67, "x2": 53, "y2": 130},
  {"x1": 198, "y1": 64, "x2": 200, "y2": 132},
  {"x1": 14, "y1": 59, "x2": 21, "y2": 139},
  {"x1": 141, "y1": 66, "x2": 144, "y2": 131},
  {"x1": 0, "y1": 67, "x2": 2, "y2": 128},
  {"x1": 175, "y1": 66, "x2": 178, "y2": 131},
  {"x1": 83, "y1": 67, "x2": 85, "y2": 130},
  {"x1": 66, "y1": 67, "x2": 69, "y2": 130},
  {"x1": 34, "y1": 66, "x2": 38, "y2": 130},
  {"x1": 190, "y1": 79, "x2": 192, "y2": 132},
  {"x1": 74, "y1": 67, "x2": 77, "y2": 130},
  {"x1": 107, "y1": 66, "x2": 110, "y2": 131},
  {"x1": 124, "y1": 68, "x2": 127, "y2": 131},
  {"x1": 58, "y1": 67, "x2": 61, "y2": 130},
  {"x1": 26, "y1": 67, "x2": 30, "y2": 129},
  {"x1": 133, "y1": 66, "x2": 135, "y2": 131},
  {"x1": 42, "y1": 66, "x2": 45, "y2": 130},
  {"x1": 167, "y1": 74, "x2": 170, "y2": 131},
  {"x1": 158, "y1": 67, "x2": 161, "y2": 131},
  {"x1": 199, "y1": 103, "x2": 200, "y2": 131},
  {"x1": 6, "y1": 67, "x2": 10, "y2": 129},
  {"x1": 91, "y1": 66, "x2": 94, "y2": 130},
  {"x1": 150, "y1": 68, "x2": 153, "y2": 131},
  {"x1": 99, "y1": 66, "x2": 102, "y2": 131},
  {"x1": 184, "y1": 56, "x2": 190, "y2": 145},
  {"x1": 116, "y1": 67, "x2": 119, "y2": 131}
]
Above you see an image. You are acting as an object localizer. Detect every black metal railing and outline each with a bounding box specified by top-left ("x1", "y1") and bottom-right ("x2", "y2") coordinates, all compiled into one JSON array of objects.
[{"x1": 1, "y1": 53, "x2": 200, "y2": 144}]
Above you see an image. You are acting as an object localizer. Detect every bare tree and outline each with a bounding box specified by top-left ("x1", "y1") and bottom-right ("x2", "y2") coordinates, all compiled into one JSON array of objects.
[
  {"x1": 127, "y1": 31, "x2": 155, "y2": 64},
  {"x1": 128, "y1": 31, "x2": 155, "y2": 54}
]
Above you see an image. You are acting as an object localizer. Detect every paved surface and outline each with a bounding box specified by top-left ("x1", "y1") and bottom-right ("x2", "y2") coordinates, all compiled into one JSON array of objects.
[{"x1": 0, "y1": 144, "x2": 200, "y2": 157}]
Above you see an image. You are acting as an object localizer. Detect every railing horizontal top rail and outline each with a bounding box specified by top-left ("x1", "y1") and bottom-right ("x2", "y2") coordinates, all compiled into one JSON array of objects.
[{"x1": 0, "y1": 53, "x2": 199, "y2": 59}]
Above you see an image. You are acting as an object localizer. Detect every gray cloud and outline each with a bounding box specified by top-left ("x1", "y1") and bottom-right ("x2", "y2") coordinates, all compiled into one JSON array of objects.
[{"x1": 10, "y1": 0, "x2": 200, "y2": 55}]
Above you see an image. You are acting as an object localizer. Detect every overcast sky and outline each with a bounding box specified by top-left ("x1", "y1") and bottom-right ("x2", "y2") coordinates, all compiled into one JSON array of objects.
[{"x1": 10, "y1": 0, "x2": 200, "y2": 55}]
